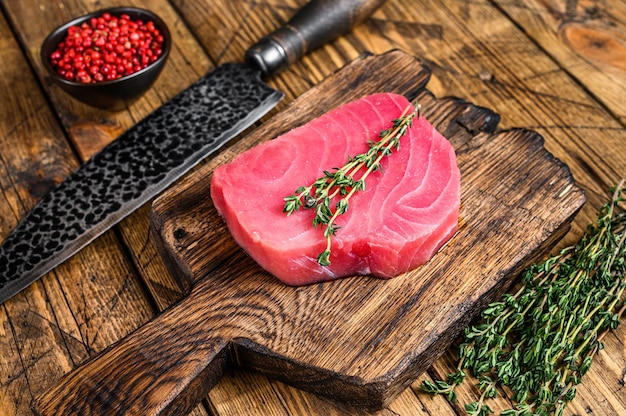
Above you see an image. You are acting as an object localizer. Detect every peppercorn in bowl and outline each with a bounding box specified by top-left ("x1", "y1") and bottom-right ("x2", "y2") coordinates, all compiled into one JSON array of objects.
[{"x1": 41, "y1": 7, "x2": 171, "y2": 111}]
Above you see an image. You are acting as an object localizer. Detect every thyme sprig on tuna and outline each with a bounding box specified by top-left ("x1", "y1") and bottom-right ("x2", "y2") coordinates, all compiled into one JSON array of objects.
[
  {"x1": 283, "y1": 103, "x2": 420, "y2": 266},
  {"x1": 420, "y1": 180, "x2": 626, "y2": 416}
]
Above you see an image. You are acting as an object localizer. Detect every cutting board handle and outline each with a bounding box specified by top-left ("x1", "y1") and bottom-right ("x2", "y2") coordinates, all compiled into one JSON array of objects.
[
  {"x1": 32, "y1": 291, "x2": 231, "y2": 416},
  {"x1": 246, "y1": 0, "x2": 386, "y2": 75}
]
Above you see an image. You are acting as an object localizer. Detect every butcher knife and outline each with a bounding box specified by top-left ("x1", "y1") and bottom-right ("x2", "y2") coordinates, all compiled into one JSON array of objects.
[{"x1": 0, "y1": 0, "x2": 385, "y2": 304}]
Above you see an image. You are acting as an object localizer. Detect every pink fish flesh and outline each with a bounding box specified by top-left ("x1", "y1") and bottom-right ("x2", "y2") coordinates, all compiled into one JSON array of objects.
[{"x1": 210, "y1": 93, "x2": 460, "y2": 286}]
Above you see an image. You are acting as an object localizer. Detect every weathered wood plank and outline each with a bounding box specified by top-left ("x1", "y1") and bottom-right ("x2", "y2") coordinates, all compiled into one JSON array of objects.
[
  {"x1": 357, "y1": 1, "x2": 626, "y2": 414},
  {"x1": 171, "y1": 0, "x2": 625, "y2": 414},
  {"x1": 0, "y1": 1, "x2": 213, "y2": 415},
  {"x1": 2, "y1": 0, "x2": 625, "y2": 414},
  {"x1": 32, "y1": 50, "x2": 584, "y2": 415},
  {"x1": 4, "y1": 0, "x2": 215, "y2": 312},
  {"x1": 494, "y1": 0, "x2": 626, "y2": 125},
  {"x1": 167, "y1": 1, "x2": 404, "y2": 414},
  {"x1": 0, "y1": 4, "x2": 157, "y2": 415},
  {"x1": 162, "y1": 1, "x2": 622, "y2": 415}
]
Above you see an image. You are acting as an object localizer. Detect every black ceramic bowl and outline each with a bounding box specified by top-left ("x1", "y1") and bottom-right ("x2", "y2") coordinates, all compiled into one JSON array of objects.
[{"x1": 41, "y1": 7, "x2": 171, "y2": 111}]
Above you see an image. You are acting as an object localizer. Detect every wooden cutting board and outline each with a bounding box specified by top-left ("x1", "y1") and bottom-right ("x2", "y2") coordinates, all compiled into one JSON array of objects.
[{"x1": 33, "y1": 50, "x2": 586, "y2": 416}]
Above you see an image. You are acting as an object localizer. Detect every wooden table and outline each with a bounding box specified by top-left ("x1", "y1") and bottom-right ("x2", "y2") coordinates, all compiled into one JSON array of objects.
[{"x1": 0, "y1": 0, "x2": 624, "y2": 415}]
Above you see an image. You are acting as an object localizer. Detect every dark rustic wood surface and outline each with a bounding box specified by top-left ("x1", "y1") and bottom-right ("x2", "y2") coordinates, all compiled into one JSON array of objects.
[
  {"x1": 0, "y1": 1, "x2": 624, "y2": 415},
  {"x1": 32, "y1": 50, "x2": 586, "y2": 415}
]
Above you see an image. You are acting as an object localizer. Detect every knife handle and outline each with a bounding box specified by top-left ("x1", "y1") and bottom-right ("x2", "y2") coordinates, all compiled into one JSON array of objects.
[{"x1": 246, "y1": 0, "x2": 386, "y2": 75}]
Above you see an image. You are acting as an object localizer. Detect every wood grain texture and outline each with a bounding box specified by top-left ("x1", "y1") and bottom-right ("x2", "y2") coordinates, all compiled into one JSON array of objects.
[
  {"x1": 0, "y1": 1, "x2": 209, "y2": 415},
  {"x1": 0, "y1": 6, "x2": 156, "y2": 415},
  {"x1": 154, "y1": 51, "x2": 587, "y2": 409},
  {"x1": 166, "y1": 1, "x2": 407, "y2": 409},
  {"x1": 359, "y1": 0, "x2": 626, "y2": 236},
  {"x1": 1, "y1": 0, "x2": 625, "y2": 415},
  {"x1": 495, "y1": 0, "x2": 626, "y2": 124},
  {"x1": 2, "y1": 0, "x2": 216, "y2": 311},
  {"x1": 32, "y1": 50, "x2": 585, "y2": 415}
]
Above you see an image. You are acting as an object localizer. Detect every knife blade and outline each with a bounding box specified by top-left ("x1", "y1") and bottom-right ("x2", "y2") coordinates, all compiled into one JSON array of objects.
[{"x1": 0, "y1": 0, "x2": 386, "y2": 304}]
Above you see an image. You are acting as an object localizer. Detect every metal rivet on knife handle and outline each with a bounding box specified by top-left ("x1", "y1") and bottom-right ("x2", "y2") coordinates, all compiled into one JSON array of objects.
[{"x1": 246, "y1": 0, "x2": 387, "y2": 75}]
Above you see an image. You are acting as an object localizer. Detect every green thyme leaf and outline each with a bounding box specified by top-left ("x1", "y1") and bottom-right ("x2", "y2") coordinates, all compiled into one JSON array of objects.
[
  {"x1": 282, "y1": 102, "x2": 419, "y2": 265},
  {"x1": 419, "y1": 180, "x2": 626, "y2": 416}
]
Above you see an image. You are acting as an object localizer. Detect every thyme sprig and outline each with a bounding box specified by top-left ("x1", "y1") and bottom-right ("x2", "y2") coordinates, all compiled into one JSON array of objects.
[
  {"x1": 283, "y1": 103, "x2": 420, "y2": 266},
  {"x1": 421, "y1": 180, "x2": 626, "y2": 416}
]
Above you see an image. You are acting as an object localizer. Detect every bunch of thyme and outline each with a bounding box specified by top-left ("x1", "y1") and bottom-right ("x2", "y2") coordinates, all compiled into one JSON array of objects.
[
  {"x1": 283, "y1": 103, "x2": 420, "y2": 266},
  {"x1": 421, "y1": 180, "x2": 626, "y2": 416}
]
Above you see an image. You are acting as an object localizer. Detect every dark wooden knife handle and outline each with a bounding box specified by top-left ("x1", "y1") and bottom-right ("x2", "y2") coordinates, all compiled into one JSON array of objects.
[{"x1": 246, "y1": 0, "x2": 386, "y2": 75}]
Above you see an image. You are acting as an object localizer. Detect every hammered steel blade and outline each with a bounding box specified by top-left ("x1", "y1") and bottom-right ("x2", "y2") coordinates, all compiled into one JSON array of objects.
[
  {"x1": 0, "y1": 63, "x2": 281, "y2": 303},
  {"x1": 0, "y1": 0, "x2": 387, "y2": 305}
]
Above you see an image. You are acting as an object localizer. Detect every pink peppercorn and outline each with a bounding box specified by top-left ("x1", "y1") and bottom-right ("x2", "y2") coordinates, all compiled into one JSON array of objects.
[{"x1": 49, "y1": 12, "x2": 165, "y2": 83}]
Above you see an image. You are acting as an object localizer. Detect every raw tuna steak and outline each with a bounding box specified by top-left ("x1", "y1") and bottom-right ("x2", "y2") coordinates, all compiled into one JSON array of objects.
[{"x1": 210, "y1": 93, "x2": 460, "y2": 286}]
